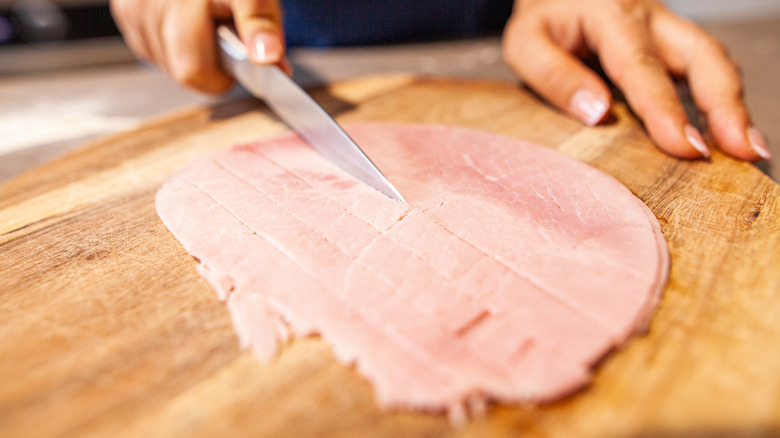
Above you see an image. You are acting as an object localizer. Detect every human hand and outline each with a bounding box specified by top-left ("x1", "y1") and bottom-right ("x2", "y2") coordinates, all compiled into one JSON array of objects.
[
  {"x1": 110, "y1": 0, "x2": 287, "y2": 94},
  {"x1": 502, "y1": 0, "x2": 771, "y2": 161}
]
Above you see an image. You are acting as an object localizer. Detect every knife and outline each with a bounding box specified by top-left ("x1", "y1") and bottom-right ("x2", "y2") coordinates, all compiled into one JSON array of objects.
[{"x1": 216, "y1": 24, "x2": 405, "y2": 202}]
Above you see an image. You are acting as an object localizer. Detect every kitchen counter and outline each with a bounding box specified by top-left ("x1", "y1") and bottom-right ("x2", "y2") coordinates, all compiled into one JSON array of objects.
[{"x1": 0, "y1": 16, "x2": 777, "y2": 184}]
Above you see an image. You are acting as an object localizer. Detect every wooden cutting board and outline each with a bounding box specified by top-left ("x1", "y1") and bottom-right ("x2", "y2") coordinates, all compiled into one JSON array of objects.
[{"x1": 1, "y1": 74, "x2": 779, "y2": 438}]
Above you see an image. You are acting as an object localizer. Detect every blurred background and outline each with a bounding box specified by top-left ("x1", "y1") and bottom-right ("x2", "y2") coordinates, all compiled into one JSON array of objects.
[{"x1": 0, "y1": 0, "x2": 778, "y2": 183}]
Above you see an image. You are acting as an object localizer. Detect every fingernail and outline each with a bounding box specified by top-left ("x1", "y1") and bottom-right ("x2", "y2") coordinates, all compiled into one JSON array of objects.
[
  {"x1": 747, "y1": 127, "x2": 772, "y2": 161},
  {"x1": 569, "y1": 89, "x2": 609, "y2": 126},
  {"x1": 684, "y1": 124, "x2": 711, "y2": 159},
  {"x1": 251, "y1": 32, "x2": 283, "y2": 64}
]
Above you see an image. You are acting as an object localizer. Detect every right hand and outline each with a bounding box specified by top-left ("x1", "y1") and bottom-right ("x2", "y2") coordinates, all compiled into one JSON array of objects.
[{"x1": 110, "y1": 0, "x2": 287, "y2": 93}]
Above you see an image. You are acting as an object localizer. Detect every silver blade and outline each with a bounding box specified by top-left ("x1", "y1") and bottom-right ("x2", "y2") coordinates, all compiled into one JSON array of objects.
[{"x1": 217, "y1": 25, "x2": 404, "y2": 202}]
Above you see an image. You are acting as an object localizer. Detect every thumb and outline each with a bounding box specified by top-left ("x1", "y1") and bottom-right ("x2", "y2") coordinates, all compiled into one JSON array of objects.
[
  {"x1": 231, "y1": 0, "x2": 284, "y2": 65},
  {"x1": 503, "y1": 18, "x2": 611, "y2": 126}
]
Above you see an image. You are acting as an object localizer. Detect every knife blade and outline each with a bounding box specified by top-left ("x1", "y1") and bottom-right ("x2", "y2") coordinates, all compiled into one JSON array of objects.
[{"x1": 216, "y1": 24, "x2": 405, "y2": 202}]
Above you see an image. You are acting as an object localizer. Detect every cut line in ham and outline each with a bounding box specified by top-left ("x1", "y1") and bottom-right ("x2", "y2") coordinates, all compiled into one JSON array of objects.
[{"x1": 155, "y1": 123, "x2": 669, "y2": 422}]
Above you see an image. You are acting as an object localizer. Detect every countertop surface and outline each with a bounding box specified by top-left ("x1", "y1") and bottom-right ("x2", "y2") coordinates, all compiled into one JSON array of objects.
[{"x1": 0, "y1": 16, "x2": 777, "y2": 184}]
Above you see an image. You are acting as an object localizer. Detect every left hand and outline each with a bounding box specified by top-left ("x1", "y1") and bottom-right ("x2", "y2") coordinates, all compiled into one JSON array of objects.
[{"x1": 502, "y1": 0, "x2": 771, "y2": 161}]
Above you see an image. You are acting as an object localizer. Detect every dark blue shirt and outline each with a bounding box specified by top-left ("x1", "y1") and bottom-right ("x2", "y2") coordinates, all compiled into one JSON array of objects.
[{"x1": 282, "y1": 0, "x2": 514, "y2": 47}]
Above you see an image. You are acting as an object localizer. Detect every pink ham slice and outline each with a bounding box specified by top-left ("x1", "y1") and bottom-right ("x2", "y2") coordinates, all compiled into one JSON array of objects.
[{"x1": 156, "y1": 123, "x2": 668, "y2": 419}]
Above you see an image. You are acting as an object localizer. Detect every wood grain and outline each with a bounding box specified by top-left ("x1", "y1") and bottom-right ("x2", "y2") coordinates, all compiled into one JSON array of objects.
[{"x1": 1, "y1": 74, "x2": 779, "y2": 438}]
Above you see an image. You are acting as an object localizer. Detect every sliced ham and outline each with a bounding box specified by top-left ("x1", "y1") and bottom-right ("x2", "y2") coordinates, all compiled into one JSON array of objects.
[{"x1": 155, "y1": 123, "x2": 669, "y2": 418}]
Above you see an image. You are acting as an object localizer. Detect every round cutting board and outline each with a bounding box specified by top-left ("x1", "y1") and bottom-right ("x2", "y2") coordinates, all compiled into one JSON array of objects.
[{"x1": 1, "y1": 74, "x2": 779, "y2": 438}]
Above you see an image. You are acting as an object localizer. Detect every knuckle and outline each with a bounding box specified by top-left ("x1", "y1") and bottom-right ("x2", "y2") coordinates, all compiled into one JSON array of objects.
[
  {"x1": 608, "y1": 44, "x2": 662, "y2": 84},
  {"x1": 501, "y1": 19, "x2": 531, "y2": 66},
  {"x1": 630, "y1": 47, "x2": 661, "y2": 69},
  {"x1": 615, "y1": 0, "x2": 642, "y2": 9},
  {"x1": 234, "y1": 0, "x2": 281, "y2": 22},
  {"x1": 172, "y1": 62, "x2": 230, "y2": 94},
  {"x1": 169, "y1": 60, "x2": 202, "y2": 88},
  {"x1": 613, "y1": 0, "x2": 653, "y2": 20},
  {"x1": 109, "y1": 0, "x2": 131, "y2": 22},
  {"x1": 500, "y1": 44, "x2": 515, "y2": 67},
  {"x1": 696, "y1": 35, "x2": 729, "y2": 58},
  {"x1": 701, "y1": 35, "x2": 742, "y2": 76},
  {"x1": 694, "y1": 35, "x2": 744, "y2": 95},
  {"x1": 501, "y1": 39, "x2": 520, "y2": 68},
  {"x1": 730, "y1": 73, "x2": 745, "y2": 98}
]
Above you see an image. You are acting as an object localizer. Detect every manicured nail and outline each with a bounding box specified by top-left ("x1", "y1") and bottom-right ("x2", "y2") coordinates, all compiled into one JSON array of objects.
[
  {"x1": 684, "y1": 124, "x2": 710, "y2": 158},
  {"x1": 747, "y1": 127, "x2": 772, "y2": 161},
  {"x1": 251, "y1": 32, "x2": 283, "y2": 64},
  {"x1": 569, "y1": 89, "x2": 609, "y2": 126}
]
